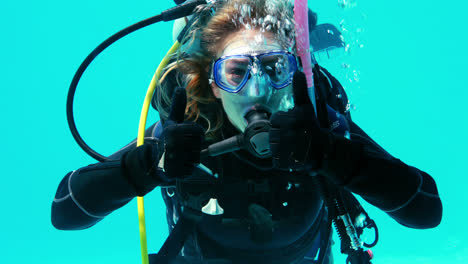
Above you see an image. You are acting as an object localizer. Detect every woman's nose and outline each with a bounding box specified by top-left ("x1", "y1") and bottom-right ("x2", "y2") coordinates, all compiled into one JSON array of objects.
[{"x1": 245, "y1": 74, "x2": 271, "y2": 98}]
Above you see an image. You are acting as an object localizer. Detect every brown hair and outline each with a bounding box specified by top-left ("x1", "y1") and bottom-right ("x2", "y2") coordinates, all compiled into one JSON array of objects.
[{"x1": 155, "y1": 0, "x2": 295, "y2": 140}]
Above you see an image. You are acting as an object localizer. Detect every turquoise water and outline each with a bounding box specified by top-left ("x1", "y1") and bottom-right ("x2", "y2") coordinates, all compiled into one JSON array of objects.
[{"x1": 2, "y1": 0, "x2": 467, "y2": 263}]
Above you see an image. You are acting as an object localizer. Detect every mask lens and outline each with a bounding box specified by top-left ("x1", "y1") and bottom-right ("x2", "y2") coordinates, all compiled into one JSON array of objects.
[
  {"x1": 260, "y1": 53, "x2": 295, "y2": 88},
  {"x1": 215, "y1": 56, "x2": 250, "y2": 92},
  {"x1": 214, "y1": 52, "x2": 296, "y2": 93}
]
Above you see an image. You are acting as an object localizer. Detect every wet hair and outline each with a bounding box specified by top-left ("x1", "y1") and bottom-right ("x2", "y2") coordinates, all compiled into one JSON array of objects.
[{"x1": 155, "y1": 0, "x2": 295, "y2": 140}]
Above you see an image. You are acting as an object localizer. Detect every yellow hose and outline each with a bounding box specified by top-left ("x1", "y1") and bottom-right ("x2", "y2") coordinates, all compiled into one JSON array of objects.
[{"x1": 136, "y1": 40, "x2": 181, "y2": 264}]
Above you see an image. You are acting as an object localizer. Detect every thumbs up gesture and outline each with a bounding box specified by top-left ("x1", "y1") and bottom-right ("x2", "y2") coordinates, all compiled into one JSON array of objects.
[{"x1": 162, "y1": 87, "x2": 205, "y2": 179}]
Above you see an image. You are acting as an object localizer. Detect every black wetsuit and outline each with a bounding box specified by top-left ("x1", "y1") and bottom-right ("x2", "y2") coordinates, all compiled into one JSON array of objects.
[{"x1": 51, "y1": 69, "x2": 442, "y2": 264}]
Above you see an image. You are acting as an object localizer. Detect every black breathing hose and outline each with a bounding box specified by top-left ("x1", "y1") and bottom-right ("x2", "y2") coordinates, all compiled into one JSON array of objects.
[{"x1": 66, "y1": 0, "x2": 206, "y2": 162}]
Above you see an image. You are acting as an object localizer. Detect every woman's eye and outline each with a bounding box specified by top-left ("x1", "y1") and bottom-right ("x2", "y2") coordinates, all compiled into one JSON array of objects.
[
  {"x1": 262, "y1": 55, "x2": 287, "y2": 76},
  {"x1": 264, "y1": 64, "x2": 276, "y2": 74},
  {"x1": 228, "y1": 67, "x2": 246, "y2": 77},
  {"x1": 225, "y1": 58, "x2": 249, "y2": 77},
  {"x1": 231, "y1": 68, "x2": 243, "y2": 75},
  {"x1": 225, "y1": 66, "x2": 247, "y2": 86}
]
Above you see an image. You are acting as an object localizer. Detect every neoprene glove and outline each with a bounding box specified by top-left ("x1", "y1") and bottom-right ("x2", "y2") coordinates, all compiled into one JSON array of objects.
[
  {"x1": 122, "y1": 139, "x2": 167, "y2": 197},
  {"x1": 269, "y1": 71, "x2": 333, "y2": 171},
  {"x1": 161, "y1": 87, "x2": 204, "y2": 179}
]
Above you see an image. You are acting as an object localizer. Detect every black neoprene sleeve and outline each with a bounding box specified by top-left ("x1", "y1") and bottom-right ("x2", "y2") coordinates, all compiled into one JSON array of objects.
[
  {"x1": 328, "y1": 122, "x2": 442, "y2": 229},
  {"x1": 319, "y1": 68, "x2": 442, "y2": 229},
  {"x1": 51, "y1": 124, "x2": 160, "y2": 230},
  {"x1": 51, "y1": 160, "x2": 137, "y2": 230}
]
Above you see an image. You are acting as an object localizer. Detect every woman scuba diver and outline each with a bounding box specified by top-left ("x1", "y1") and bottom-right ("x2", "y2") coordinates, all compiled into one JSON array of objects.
[{"x1": 51, "y1": 0, "x2": 443, "y2": 263}]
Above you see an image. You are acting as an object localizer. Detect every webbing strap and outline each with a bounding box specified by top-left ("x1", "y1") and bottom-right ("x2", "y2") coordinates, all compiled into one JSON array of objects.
[{"x1": 149, "y1": 217, "x2": 196, "y2": 264}]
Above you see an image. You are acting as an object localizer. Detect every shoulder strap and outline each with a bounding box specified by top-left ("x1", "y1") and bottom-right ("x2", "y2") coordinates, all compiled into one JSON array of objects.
[
  {"x1": 315, "y1": 66, "x2": 350, "y2": 118},
  {"x1": 313, "y1": 65, "x2": 351, "y2": 139},
  {"x1": 153, "y1": 120, "x2": 163, "y2": 139}
]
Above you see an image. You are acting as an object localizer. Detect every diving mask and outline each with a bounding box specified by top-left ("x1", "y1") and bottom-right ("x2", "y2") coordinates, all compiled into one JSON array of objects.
[
  {"x1": 211, "y1": 50, "x2": 298, "y2": 93},
  {"x1": 211, "y1": 50, "x2": 296, "y2": 132}
]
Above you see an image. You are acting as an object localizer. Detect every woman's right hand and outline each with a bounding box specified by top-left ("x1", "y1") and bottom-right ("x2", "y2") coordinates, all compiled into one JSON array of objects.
[{"x1": 161, "y1": 87, "x2": 205, "y2": 180}]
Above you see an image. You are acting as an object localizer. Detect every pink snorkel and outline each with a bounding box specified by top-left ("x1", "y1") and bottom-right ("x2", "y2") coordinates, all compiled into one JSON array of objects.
[{"x1": 294, "y1": 0, "x2": 317, "y2": 115}]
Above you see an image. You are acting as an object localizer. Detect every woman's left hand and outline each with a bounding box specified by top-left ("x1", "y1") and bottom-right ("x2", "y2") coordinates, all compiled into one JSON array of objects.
[{"x1": 269, "y1": 71, "x2": 332, "y2": 171}]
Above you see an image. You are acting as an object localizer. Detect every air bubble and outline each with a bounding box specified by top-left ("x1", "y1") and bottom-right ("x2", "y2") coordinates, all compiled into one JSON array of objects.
[
  {"x1": 224, "y1": 0, "x2": 296, "y2": 50},
  {"x1": 338, "y1": 0, "x2": 357, "y2": 9},
  {"x1": 345, "y1": 44, "x2": 351, "y2": 53}
]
